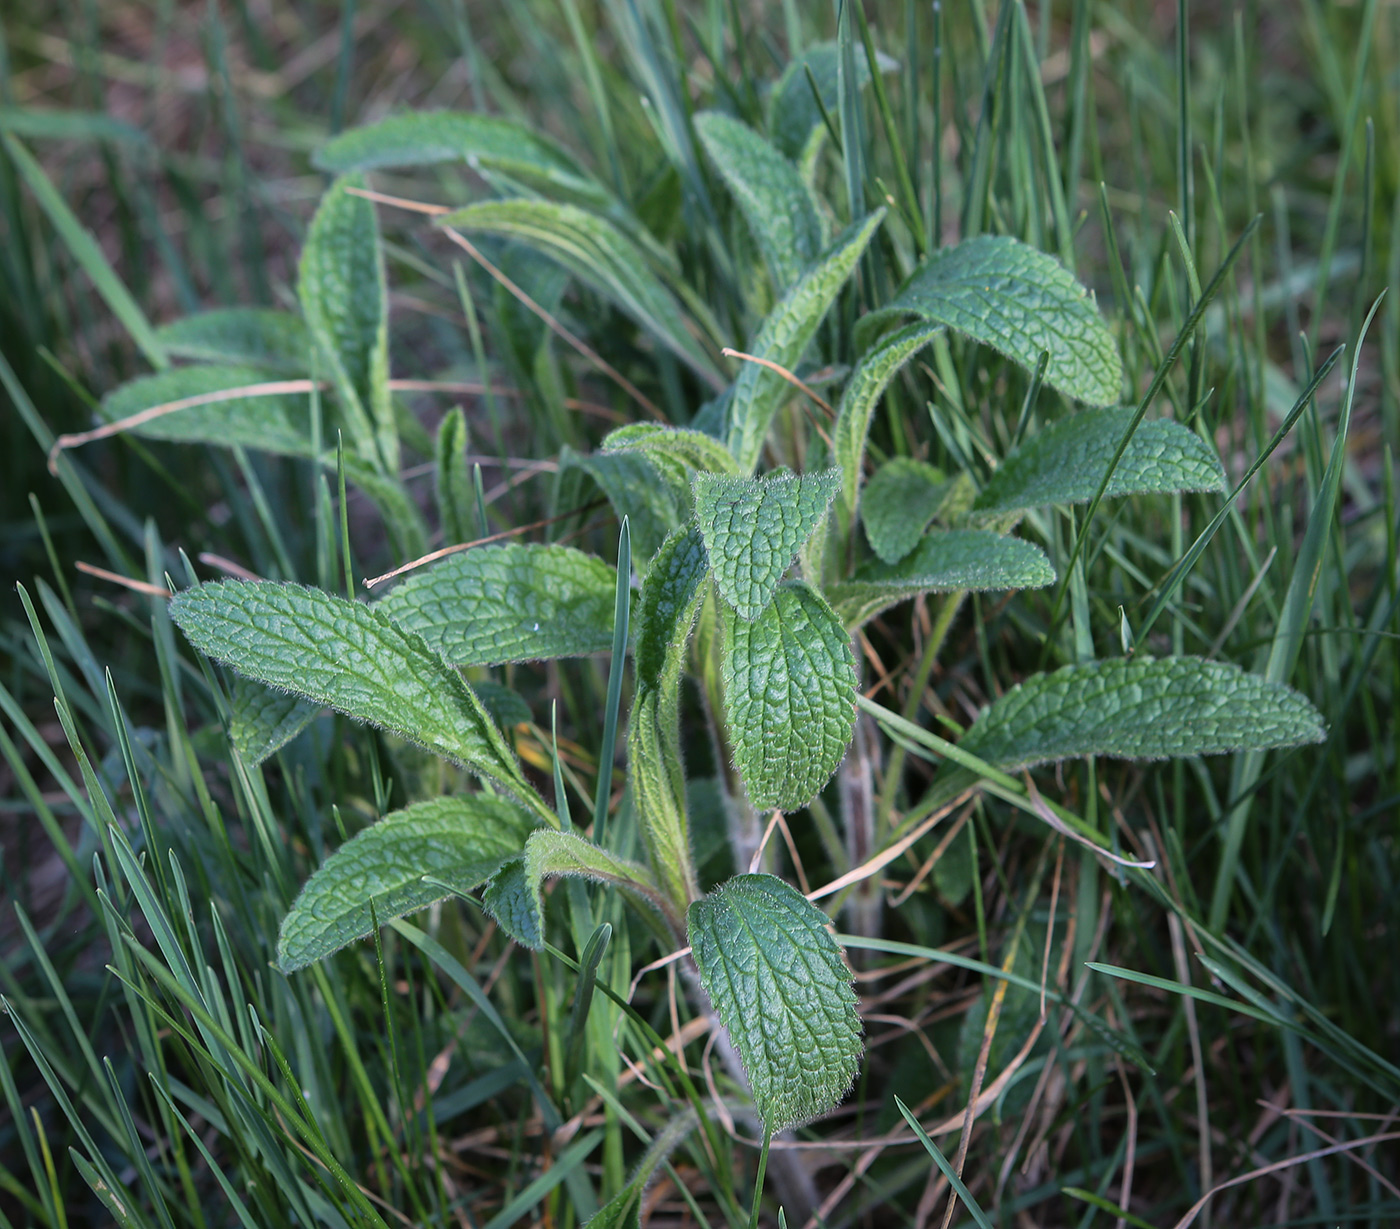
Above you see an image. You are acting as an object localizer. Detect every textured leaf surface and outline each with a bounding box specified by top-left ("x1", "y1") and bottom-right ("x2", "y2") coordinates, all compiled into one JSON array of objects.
[
  {"x1": 471, "y1": 681, "x2": 532, "y2": 730},
  {"x1": 695, "y1": 111, "x2": 822, "y2": 292},
  {"x1": 314, "y1": 110, "x2": 609, "y2": 207},
  {"x1": 827, "y1": 531, "x2": 1056, "y2": 629},
  {"x1": 722, "y1": 582, "x2": 857, "y2": 810},
  {"x1": 299, "y1": 174, "x2": 396, "y2": 471},
  {"x1": 153, "y1": 309, "x2": 310, "y2": 373},
  {"x1": 482, "y1": 859, "x2": 541, "y2": 949},
  {"x1": 170, "y1": 581, "x2": 549, "y2": 820},
  {"x1": 438, "y1": 200, "x2": 724, "y2": 386},
  {"x1": 562, "y1": 448, "x2": 688, "y2": 563},
  {"x1": 229, "y1": 678, "x2": 319, "y2": 766},
  {"x1": 834, "y1": 323, "x2": 943, "y2": 515},
  {"x1": 277, "y1": 796, "x2": 533, "y2": 971},
  {"x1": 695, "y1": 468, "x2": 841, "y2": 620},
  {"x1": 862, "y1": 458, "x2": 949, "y2": 564},
  {"x1": 959, "y1": 657, "x2": 1327, "y2": 770},
  {"x1": 633, "y1": 527, "x2": 709, "y2": 696},
  {"x1": 602, "y1": 424, "x2": 742, "y2": 476},
  {"x1": 974, "y1": 408, "x2": 1226, "y2": 516},
  {"x1": 865, "y1": 236, "x2": 1121, "y2": 407},
  {"x1": 101, "y1": 365, "x2": 316, "y2": 457},
  {"x1": 374, "y1": 544, "x2": 617, "y2": 666},
  {"x1": 688, "y1": 873, "x2": 861, "y2": 1132},
  {"x1": 727, "y1": 211, "x2": 885, "y2": 471}
]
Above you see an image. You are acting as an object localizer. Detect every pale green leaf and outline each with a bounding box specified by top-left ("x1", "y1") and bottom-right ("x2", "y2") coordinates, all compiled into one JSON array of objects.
[
  {"x1": 100, "y1": 365, "x2": 316, "y2": 457},
  {"x1": 602, "y1": 423, "x2": 743, "y2": 476},
  {"x1": 695, "y1": 110, "x2": 822, "y2": 292},
  {"x1": 314, "y1": 110, "x2": 610, "y2": 208},
  {"x1": 374, "y1": 544, "x2": 617, "y2": 666},
  {"x1": 561, "y1": 448, "x2": 688, "y2": 563},
  {"x1": 959, "y1": 657, "x2": 1327, "y2": 770},
  {"x1": 153, "y1": 309, "x2": 311, "y2": 374},
  {"x1": 438, "y1": 200, "x2": 725, "y2": 386},
  {"x1": 861, "y1": 458, "x2": 949, "y2": 563},
  {"x1": 695, "y1": 467, "x2": 842, "y2": 620},
  {"x1": 169, "y1": 581, "x2": 551, "y2": 822},
  {"x1": 687, "y1": 873, "x2": 861, "y2": 1133},
  {"x1": 727, "y1": 210, "x2": 886, "y2": 471},
  {"x1": 826, "y1": 531, "x2": 1056, "y2": 629},
  {"x1": 862, "y1": 235, "x2": 1122, "y2": 407},
  {"x1": 276, "y1": 796, "x2": 534, "y2": 971},
  {"x1": 229, "y1": 677, "x2": 319, "y2": 767},
  {"x1": 833, "y1": 322, "x2": 943, "y2": 515},
  {"x1": 974, "y1": 408, "x2": 1226, "y2": 517},
  {"x1": 299, "y1": 174, "x2": 397, "y2": 472},
  {"x1": 722, "y1": 582, "x2": 857, "y2": 810}
]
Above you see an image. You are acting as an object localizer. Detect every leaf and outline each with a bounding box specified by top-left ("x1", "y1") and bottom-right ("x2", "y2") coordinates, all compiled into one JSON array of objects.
[
  {"x1": 861, "y1": 235, "x2": 1122, "y2": 407},
  {"x1": 100, "y1": 365, "x2": 316, "y2": 457},
  {"x1": 229, "y1": 677, "x2": 319, "y2": 767},
  {"x1": 722, "y1": 582, "x2": 857, "y2": 810},
  {"x1": 602, "y1": 423, "x2": 743, "y2": 476},
  {"x1": 299, "y1": 174, "x2": 396, "y2": 472},
  {"x1": 374, "y1": 544, "x2": 618, "y2": 666},
  {"x1": 958, "y1": 657, "x2": 1327, "y2": 771},
  {"x1": 974, "y1": 408, "x2": 1226, "y2": 517},
  {"x1": 694, "y1": 111, "x2": 823, "y2": 292},
  {"x1": 833, "y1": 322, "x2": 944, "y2": 516},
  {"x1": 0, "y1": 106, "x2": 147, "y2": 144},
  {"x1": 170, "y1": 581, "x2": 551, "y2": 822},
  {"x1": 472, "y1": 681, "x2": 533, "y2": 730},
  {"x1": 633, "y1": 526, "x2": 710, "y2": 696},
  {"x1": 727, "y1": 211, "x2": 886, "y2": 471},
  {"x1": 584, "y1": 1185, "x2": 641, "y2": 1229},
  {"x1": 434, "y1": 406, "x2": 474, "y2": 545},
  {"x1": 314, "y1": 110, "x2": 611, "y2": 208},
  {"x1": 861, "y1": 458, "x2": 949, "y2": 564},
  {"x1": 561, "y1": 448, "x2": 688, "y2": 563},
  {"x1": 768, "y1": 42, "x2": 891, "y2": 169},
  {"x1": 276, "y1": 796, "x2": 534, "y2": 971},
  {"x1": 153, "y1": 309, "x2": 311, "y2": 374},
  {"x1": 437, "y1": 200, "x2": 725, "y2": 387},
  {"x1": 694, "y1": 467, "x2": 842, "y2": 620},
  {"x1": 481, "y1": 858, "x2": 542, "y2": 949},
  {"x1": 687, "y1": 873, "x2": 861, "y2": 1133},
  {"x1": 826, "y1": 531, "x2": 1056, "y2": 629}
]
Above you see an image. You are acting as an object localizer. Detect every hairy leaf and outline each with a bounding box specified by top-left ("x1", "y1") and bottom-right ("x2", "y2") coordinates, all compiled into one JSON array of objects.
[
  {"x1": 827, "y1": 531, "x2": 1056, "y2": 629},
  {"x1": 863, "y1": 236, "x2": 1122, "y2": 407},
  {"x1": 562, "y1": 448, "x2": 688, "y2": 563},
  {"x1": 833, "y1": 323, "x2": 943, "y2": 515},
  {"x1": 153, "y1": 309, "x2": 311, "y2": 373},
  {"x1": 688, "y1": 873, "x2": 861, "y2": 1132},
  {"x1": 170, "y1": 581, "x2": 551, "y2": 822},
  {"x1": 438, "y1": 200, "x2": 724, "y2": 386},
  {"x1": 974, "y1": 408, "x2": 1226, "y2": 516},
  {"x1": 861, "y1": 458, "x2": 949, "y2": 563},
  {"x1": 471, "y1": 681, "x2": 533, "y2": 730},
  {"x1": 434, "y1": 407, "x2": 474, "y2": 545},
  {"x1": 481, "y1": 859, "x2": 541, "y2": 949},
  {"x1": 374, "y1": 544, "x2": 617, "y2": 666},
  {"x1": 633, "y1": 526, "x2": 710, "y2": 697},
  {"x1": 695, "y1": 111, "x2": 822, "y2": 292},
  {"x1": 229, "y1": 678, "x2": 319, "y2": 767},
  {"x1": 276, "y1": 796, "x2": 534, "y2": 971},
  {"x1": 722, "y1": 582, "x2": 857, "y2": 810},
  {"x1": 695, "y1": 468, "x2": 842, "y2": 620},
  {"x1": 727, "y1": 211, "x2": 886, "y2": 471},
  {"x1": 602, "y1": 423, "x2": 743, "y2": 476},
  {"x1": 314, "y1": 110, "x2": 610, "y2": 207},
  {"x1": 959, "y1": 657, "x2": 1327, "y2": 770},
  {"x1": 299, "y1": 174, "x2": 396, "y2": 472}
]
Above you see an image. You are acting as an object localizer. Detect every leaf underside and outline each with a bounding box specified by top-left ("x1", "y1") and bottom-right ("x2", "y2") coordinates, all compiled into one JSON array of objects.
[
  {"x1": 861, "y1": 458, "x2": 949, "y2": 564},
  {"x1": 229, "y1": 677, "x2": 320, "y2": 767}
]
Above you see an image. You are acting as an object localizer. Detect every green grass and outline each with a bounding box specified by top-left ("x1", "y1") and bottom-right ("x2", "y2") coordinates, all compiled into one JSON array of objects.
[{"x1": 2, "y1": 2, "x2": 1398, "y2": 1227}]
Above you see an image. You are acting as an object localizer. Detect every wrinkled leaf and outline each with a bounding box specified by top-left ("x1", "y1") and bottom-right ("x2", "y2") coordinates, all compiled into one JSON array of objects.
[
  {"x1": 722, "y1": 581, "x2": 857, "y2": 810},
  {"x1": 695, "y1": 467, "x2": 841, "y2": 620},
  {"x1": 633, "y1": 526, "x2": 710, "y2": 697},
  {"x1": 688, "y1": 873, "x2": 861, "y2": 1132},
  {"x1": 959, "y1": 656, "x2": 1327, "y2": 770},
  {"x1": 602, "y1": 423, "x2": 743, "y2": 476},
  {"x1": 974, "y1": 408, "x2": 1226, "y2": 517},
  {"x1": 153, "y1": 309, "x2": 311, "y2": 373},
  {"x1": 861, "y1": 458, "x2": 949, "y2": 563},
  {"x1": 277, "y1": 796, "x2": 534, "y2": 971},
  {"x1": 374, "y1": 544, "x2": 617, "y2": 666},
  {"x1": 481, "y1": 858, "x2": 541, "y2": 949},
  {"x1": 229, "y1": 677, "x2": 320, "y2": 767}
]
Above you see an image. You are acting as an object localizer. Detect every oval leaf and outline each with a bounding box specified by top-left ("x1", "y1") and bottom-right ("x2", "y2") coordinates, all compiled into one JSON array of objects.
[
  {"x1": 277, "y1": 795, "x2": 535, "y2": 971},
  {"x1": 861, "y1": 458, "x2": 949, "y2": 564},
  {"x1": 959, "y1": 656, "x2": 1327, "y2": 770},
  {"x1": 602, "y1": 423, "x2": 743, "y2": 476},
  {"x1": 374, "y1": 543, "x2": 618, "y2": 666},
  {"x1": 864, "y1": 235, "x2": 1122, "y2": 407},
  {"x1": 170, "y1": 580, "x2": 551, "y2": 822},
  {"x1": 154, "y1": 309, "x2": 311, "y2": 373},
  {"x1": 974, "y1": 408, "x2": 1226, "y2": 517},
  {"x1": 695, "y1": 467, "x2": 842, "y2": 620},
  {"x1": 687, "y1": 873, "x2": 861, "y2": 1133},
  {"x1": 722, "y1": 581, "x2": 857, "y2": 810},
  {"x1": 229, "y1": 677, "x2": 319, "y2": 767}
]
